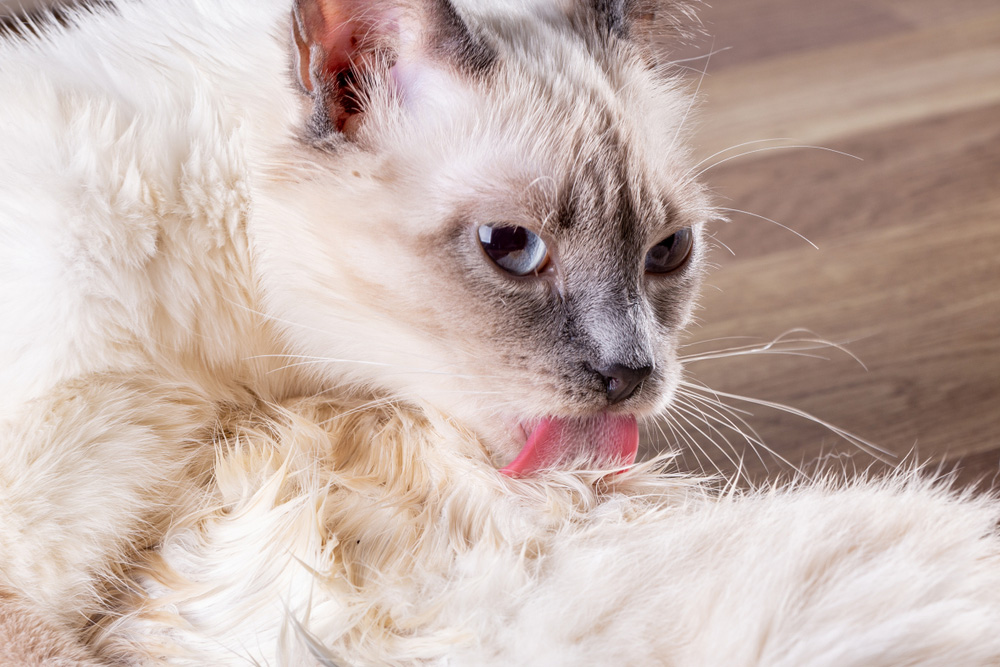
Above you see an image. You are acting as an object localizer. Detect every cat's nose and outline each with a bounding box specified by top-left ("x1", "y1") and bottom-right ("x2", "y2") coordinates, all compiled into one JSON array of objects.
[{"x1": 593, "y1": 363, "x2": 653, "y2": 405}]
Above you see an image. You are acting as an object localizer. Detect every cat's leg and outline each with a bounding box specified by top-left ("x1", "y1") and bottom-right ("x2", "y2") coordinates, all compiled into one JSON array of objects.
[{"x1": 0, "y1": 373, "x2": 217, "y2": 662}]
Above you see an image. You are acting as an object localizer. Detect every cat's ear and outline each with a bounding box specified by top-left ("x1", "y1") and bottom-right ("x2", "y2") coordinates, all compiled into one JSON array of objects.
[{"x1": 291, "y1": 0, "x2": 493, "y2": 139}]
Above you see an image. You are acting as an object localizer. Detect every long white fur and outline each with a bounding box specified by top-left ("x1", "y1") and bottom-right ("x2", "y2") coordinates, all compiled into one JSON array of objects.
[{"x1": 92, "y1": 397, "x2": 1000, "y2": 666}]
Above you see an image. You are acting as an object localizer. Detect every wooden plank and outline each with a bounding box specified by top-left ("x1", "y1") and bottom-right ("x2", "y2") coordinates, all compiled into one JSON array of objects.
[
  {"x1": 665, "y1": 0, "x2": 908, "y2": 72},
  {"x1": 883, "y1": 0, "x2": 1000, "y2": 27},
  {"x1": 703, "y1": 102, "x2": 1000, "y2": 257},
  {"x1": 690, "y1": 12, "x2": 1000, "y2": 161}
]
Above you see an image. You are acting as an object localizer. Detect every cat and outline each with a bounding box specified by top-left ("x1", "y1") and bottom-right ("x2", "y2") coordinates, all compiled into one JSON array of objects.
[
  {"x1": 0, "y1": 0, "x2": 713, "y2": 660},
  {"x1": 4, "y1": 2, "x2": 1000, "y2": 665}
]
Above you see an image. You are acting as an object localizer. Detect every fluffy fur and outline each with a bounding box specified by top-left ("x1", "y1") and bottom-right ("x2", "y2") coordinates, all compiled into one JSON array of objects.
[
  {"x1": 2, "y1": 1, "x2": 1000, "y2": 665},
  {"x1": 0, "y1": 0, "x2": 705, "y2": 634},
  {"x1": 90, "y1": 397, "x2": 1000, "y2": 665}
]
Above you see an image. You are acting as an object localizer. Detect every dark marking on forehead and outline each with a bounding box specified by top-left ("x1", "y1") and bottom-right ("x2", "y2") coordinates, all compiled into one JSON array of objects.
[
  {"x1": 429, "y1": 0, "x2": 498, "y2": 76},
  {"x1": 553, "y1": 122, "x2": 649, "y2": 239},
  {"x1": 591, "y1": 0, "x2": 631, "y2": 38}
]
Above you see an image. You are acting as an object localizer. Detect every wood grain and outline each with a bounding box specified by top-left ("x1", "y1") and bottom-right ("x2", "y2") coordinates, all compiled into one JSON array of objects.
[{"x1": 647, "y1": 0, "x2": 1000, "y2": 488}]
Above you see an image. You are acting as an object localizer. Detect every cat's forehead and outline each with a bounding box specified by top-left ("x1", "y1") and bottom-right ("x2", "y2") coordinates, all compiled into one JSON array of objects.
[
  {"x1": 458, "y1": 83, "x2": 698, "y2": 239},
  {"x1": 382, "y1": 3, "x2": 706, "y2": 236},
  {"x1": 468, "y1": 8, "x2": 701, "y2": 232}
]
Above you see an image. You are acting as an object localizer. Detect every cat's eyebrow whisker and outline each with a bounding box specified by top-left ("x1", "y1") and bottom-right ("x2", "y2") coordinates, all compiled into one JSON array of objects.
[
  {"x1": 688, "y1": 144, "x2": 863, "y2": 181},
  {"x1": 716, "y1": 206, "x2": 818, "y2": 249},
  {"x1": 668, "y1": 36, "x2": 716, "y2": 153},
  {"x1": 669, "y1": 63, "x2": 719, "y2": 76},
  {"x1": 678, "y1": 380, "x2": 894, "y2": 460},
  {"x1": 524, "y1": 175, "x2": 558, "y2": 200},
  {"x1": 687, "y1": 137, "x2": 795, "y2": 175},
  {"x1": 666, "y1": 45, "x2": 733, "y2": 66},
  {"x1": 706, "y1": 231, "x2": 736, "y2": 257}
]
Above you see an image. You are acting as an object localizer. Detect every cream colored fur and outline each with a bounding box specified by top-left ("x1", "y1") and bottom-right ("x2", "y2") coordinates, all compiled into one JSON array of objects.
[
  {"x1": 88, "y1": 396, "x2": 1000, "y2": 665},
  {"x1": 2, "y1": 1, "x2": 1000, "y2": 665}
]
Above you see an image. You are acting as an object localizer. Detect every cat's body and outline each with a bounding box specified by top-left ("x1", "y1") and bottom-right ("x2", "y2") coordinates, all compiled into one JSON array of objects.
[
  {"x1": 2, "y1": 1, "x2": 1000, "y2": 665},
  {"x1": 0, "y1": 0, "x2": 708, "y2": 658},
  {"x1": 0, "y1": 0, "x2": 308, "y2": 647},
  {"x1": 95, "y1": 396, "x2": 1000, "y2": 666}
]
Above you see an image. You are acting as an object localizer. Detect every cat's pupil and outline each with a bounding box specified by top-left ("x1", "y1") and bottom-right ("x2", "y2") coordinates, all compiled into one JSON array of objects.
[
  {"x1": 645, "y1": 228, "x2": 694, "y2": 274},
  {"x1": 478, "y1": 224, "x2": 548, "y2": 276},
  {"x1": 480, "y1": 225, "x2": 527, "y2": 257}
]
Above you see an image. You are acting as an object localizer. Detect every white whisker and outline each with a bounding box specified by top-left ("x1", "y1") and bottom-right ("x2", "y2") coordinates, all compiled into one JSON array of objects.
[
  {"x1": 659, "y1": 412, "x2": 725, "y2": 477},
  {"x1": 679, "y1": 381, "x2": 893, "y2": 460},
  {"x1": 716, "y1": 207, "x2": 818, "y2": 249},
  {"x1": 688, "y1": 137, "x2": 794, "y2": 174},
  {"x1": 667, "y1": 45, "x2": 732, "y2": 66},
  {"x1": 690, "y1": 144, "x2": 862, "y2": 181},
  {"x1": 671, "y1": 394, "x2": 774, "y2": 473},
  {"x1": 665, "y1": 399, "x2": 744, "y2": 473},
  {"x1": 668, "y1": 36, "x2": 715, "y2": 153},
  {"x1": 706, "y1": 231, "x2": 737, "y2": 257},
  {"x1": 673, "y1": 390, "x2": 812, "y2": 480},
  {"x1": 680, "y1": 330, "x2": 869, "y2": 371}
]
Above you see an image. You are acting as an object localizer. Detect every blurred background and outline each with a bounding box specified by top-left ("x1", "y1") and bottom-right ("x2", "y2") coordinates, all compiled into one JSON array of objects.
[
  {"x1": 647, "y1": 0, "x2": 1000, "y2": 488},
  {"x1": 2, "y1": 0, "x2": 997, "y2": 487}
]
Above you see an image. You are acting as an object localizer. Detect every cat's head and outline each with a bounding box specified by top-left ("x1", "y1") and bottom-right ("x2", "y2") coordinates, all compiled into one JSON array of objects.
[{"x1": 253, "y1": 0, "x2": 711, "y2": 473}]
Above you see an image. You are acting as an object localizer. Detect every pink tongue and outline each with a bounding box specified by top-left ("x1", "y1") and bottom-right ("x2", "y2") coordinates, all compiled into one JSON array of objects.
[{"x1": 499, "y1": 415, "x2": 639, "y2": 477}]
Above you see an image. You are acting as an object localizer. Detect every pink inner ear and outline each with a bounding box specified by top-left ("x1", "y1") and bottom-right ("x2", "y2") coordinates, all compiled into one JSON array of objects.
[
  {"x1": 294, "y1": 0, "x2": 410, "y2": 133},
  {"x1": 294, "y1": 0, "x2": 360, "y2": 87}
]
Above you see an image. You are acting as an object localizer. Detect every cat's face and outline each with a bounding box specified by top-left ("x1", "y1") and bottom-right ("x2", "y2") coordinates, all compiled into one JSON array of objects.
[{"x1": 253, "y1": 0, "x2": 710, "y2": 469}]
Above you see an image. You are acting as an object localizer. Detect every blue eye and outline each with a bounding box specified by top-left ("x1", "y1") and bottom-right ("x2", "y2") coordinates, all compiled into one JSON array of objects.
[
  {"x1": 477, "y1": 224, "x2": 549, "y2": 276},
  {"x1": 645, "y1": 228, "x2": 693, "y2": 274}
]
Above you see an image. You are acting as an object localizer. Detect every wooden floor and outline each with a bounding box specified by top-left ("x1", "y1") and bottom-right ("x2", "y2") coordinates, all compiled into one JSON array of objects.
[{"x1": 643, "y1": 0, "x2": 1000, "y2": 489}]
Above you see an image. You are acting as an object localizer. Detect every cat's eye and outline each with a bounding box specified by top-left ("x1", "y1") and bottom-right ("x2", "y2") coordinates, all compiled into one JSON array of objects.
[
  {"x1": 645, "y1": 228, "x2": 694, "y2": 274},
  {"x1": 477, "y1": 224, "x2": 550, "y2": 276}
]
